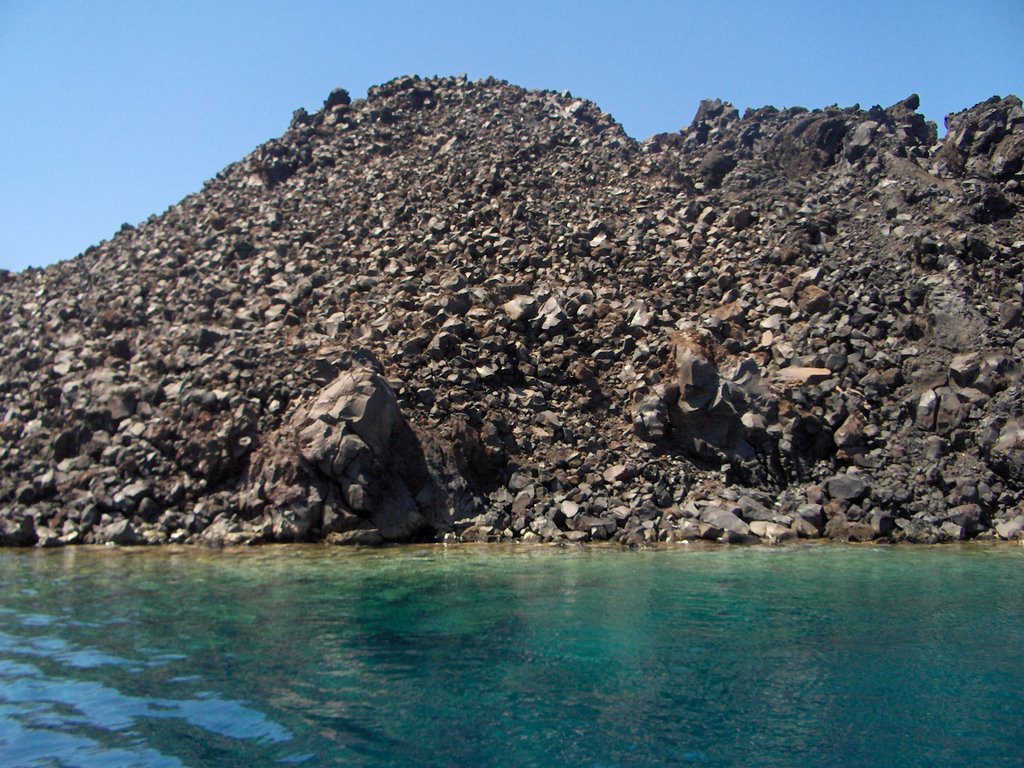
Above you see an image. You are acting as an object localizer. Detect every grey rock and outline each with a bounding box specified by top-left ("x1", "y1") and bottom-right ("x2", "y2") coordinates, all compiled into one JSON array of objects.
[
  {"x1": 99, "y1": 519, "x2": 140, "y2": 546},
  {"x1": 794, "y1": 503, "x2": 825, "y2": 529},
  {"x1": 295, "y1": 369, "x2": 400, "y2": 467},
  {"x1": 995, "y1": 516, "x2": 1024, "y2": 540},
  {"x1": 633, "y1": 394, "x2": 669, "y2": 442},
  {"x1": 749, "y1": 520, "x2": 796, "y2": 541},
  {"x1": 603, "y1": 464, "x2": 637, "y2": 484},
  {"x1": 946, "y1": 503, "x2": 984, "y2": 535},
  {"x1": 699, "y1": 505, "x2": 750, "y2": 536},
  {"x1": 939, "y1": 521, "x2": 965, "y2": 541},
  {"x1": 503, "y1": 295, "x2": 539, "y2": 322},
  {"x1": 825, "y1": 473, "x2": 870, "y2": 501},
  {"x1": 736, "y1": 495, "x2": 775, "y2": 522},
  {"x1": 949, "y1": 353, "x2": 981, "y2": 388}
]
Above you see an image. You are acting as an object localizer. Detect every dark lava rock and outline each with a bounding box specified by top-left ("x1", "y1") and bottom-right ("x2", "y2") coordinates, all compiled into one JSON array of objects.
[
  {"x1": 0, "y1": 76, "x2": 1022, "y2": 546},
  {"x1": 825, "y1": 473, "x2": 870, "y2": 501}
]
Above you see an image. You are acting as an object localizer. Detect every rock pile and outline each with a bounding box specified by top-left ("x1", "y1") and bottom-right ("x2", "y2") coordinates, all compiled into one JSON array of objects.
[{"x1": 1, "y1": 76, "x2": 1023, "y2": 547}]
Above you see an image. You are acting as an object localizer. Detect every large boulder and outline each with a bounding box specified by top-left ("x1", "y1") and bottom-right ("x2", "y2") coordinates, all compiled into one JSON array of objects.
[
  {"x1": 229, "y1": 366, "x2": 446, "y2": 543},
  {"x1": 294, "y1": 369, "x2": 402, "y2": 476}
]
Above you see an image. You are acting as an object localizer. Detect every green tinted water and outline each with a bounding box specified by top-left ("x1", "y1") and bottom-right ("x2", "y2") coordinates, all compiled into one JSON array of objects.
[{"x1": 0, "y1": 544, "x2": 1021, "y2": 767}]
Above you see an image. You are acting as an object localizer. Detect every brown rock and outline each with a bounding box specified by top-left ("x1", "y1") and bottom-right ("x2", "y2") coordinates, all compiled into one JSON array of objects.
[{"x1": 797, "y1": 284, "x2": 831, "y2": 314}]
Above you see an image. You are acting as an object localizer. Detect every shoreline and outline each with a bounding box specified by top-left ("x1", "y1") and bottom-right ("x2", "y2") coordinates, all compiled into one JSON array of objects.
[
  {"x1": 3, "y1": 534, "x2": 1023, "y2": 554},
  {"x1": 2, "y1": 80, "x2": 1023, "y2": 556},
  {"x1": 4, "y1": 488, "x2": 1023, "y2": 548}
]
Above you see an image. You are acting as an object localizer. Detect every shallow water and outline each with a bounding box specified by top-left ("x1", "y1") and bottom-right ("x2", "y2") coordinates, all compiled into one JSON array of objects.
[{"x1": 0, "y1": 543, "x2": 1021, "y2": 767}]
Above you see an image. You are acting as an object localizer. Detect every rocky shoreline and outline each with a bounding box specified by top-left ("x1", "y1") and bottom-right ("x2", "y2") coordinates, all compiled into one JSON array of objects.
[{"x1": 2, "y1": 76, "x2": 1023, "y2": 548}]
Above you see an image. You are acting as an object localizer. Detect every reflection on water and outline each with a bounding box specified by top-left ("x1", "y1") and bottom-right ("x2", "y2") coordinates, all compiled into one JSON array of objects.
[
  {"x1": 0, "y1": 544, "x2": 1022, "y2": 767},
  {"x1": 0, "y1": 602, "x2": 292, "y2": 767}
]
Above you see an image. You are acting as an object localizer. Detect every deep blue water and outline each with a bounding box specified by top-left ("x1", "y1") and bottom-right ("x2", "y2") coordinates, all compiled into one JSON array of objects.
[{"x1": 0, "y1": 543, "x2": 1021, "y2": 767}]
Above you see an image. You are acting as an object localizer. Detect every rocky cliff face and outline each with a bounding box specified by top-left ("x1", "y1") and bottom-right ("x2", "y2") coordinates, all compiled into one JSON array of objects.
[{"x1": 2, "y1": 76, "x2": 1023, "y2": 547}]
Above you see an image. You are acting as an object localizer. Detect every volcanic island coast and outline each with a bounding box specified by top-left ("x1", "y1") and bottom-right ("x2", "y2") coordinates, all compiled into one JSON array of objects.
[{"x1": 1, "y1": 75, "x2": 1023, "y2": 549}]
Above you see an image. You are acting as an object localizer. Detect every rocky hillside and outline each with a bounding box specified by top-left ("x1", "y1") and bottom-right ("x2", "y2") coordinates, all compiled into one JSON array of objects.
[{"x1": 2, "y1": 75, "x2": 1023, "y2": 547}]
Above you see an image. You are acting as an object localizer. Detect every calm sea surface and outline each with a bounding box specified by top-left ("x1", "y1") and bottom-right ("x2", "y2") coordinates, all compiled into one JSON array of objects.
[{"x1": 0, "y1": 543, "x2": 1021, "y2": 768}]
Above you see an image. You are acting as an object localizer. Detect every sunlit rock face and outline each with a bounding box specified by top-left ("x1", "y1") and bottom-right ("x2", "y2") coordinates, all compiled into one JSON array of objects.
[{"x1": 0, "y1": 76, "x2": 1022, "y2": 546}]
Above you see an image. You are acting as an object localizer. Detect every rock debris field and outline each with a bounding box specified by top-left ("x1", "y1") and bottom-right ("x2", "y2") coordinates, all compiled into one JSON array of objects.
[{"x1": 2, "y1": 75, "x2": 1024, "y2": 547}]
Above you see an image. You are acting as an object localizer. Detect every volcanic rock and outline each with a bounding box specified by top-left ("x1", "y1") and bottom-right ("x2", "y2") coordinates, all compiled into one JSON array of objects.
[{"x1": 0, "y1": 76, "x2": 1022, "y2": 547}]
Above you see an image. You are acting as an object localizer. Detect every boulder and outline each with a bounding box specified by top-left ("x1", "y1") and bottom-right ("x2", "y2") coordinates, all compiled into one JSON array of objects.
[
  {"x1": 824, "y1": 513, "x2": 875, "y2": 542},
  {"x1": 293, "y1": 369, "x2": 401, "y2": 478},
  {"x1": 825, "y1": 473, "x2": 870, "y2": 501},
  {"x1": 749, "y1": 520, "x2": 796, "y2": 541},
  {"x1": 792, "y1": 504, "x2": 824, "y2": 536},
  {"x1": 995, "y1": 516, "x2": 1024, "y2": 541},
  {"x1": 699, "y1": 505, "x2": 750, "y2": 536},
  {"x1": 98, "y1": 519, "x2": 140, "y2": 546}
]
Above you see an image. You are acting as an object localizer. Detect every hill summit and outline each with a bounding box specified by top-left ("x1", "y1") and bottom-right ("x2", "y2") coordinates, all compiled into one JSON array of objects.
[{"x1": 2, "y1": 75, "x2": 1023, "y2": 547}]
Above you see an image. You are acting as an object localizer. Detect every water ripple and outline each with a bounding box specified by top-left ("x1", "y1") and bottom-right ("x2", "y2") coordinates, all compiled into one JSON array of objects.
[
  {"x1": 0, "y1": 605, "x2": 294, "y2": 768},
  {"x1": 1, "y1": 546, "x2": 1022, "y2": 767}
]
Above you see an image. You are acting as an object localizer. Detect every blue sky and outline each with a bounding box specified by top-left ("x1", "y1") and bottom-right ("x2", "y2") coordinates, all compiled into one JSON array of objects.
[{"x1": 1, "y1": 0, "x2": 1021, "y2": 272}]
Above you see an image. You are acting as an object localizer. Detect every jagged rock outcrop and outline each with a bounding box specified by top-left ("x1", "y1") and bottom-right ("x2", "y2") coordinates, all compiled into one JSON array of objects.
[{"x1": 1, "y1": 75, "x2": 1023, "y2": 546}]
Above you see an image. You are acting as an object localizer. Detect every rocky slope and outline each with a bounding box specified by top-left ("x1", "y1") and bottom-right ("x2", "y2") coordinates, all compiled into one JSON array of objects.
[{"x1": 2, "y1": 75, "x2": 1023, "y2": 547}]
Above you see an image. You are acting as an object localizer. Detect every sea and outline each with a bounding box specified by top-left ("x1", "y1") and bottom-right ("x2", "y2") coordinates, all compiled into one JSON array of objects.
[{"x1": 0, "y1": 543, "x2": 1021, "y2": 767}]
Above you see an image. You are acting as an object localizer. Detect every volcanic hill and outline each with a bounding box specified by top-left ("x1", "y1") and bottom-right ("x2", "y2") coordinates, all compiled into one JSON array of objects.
[{"x1": 2, "y1": 75, "x2": 1023, "y2": 547}]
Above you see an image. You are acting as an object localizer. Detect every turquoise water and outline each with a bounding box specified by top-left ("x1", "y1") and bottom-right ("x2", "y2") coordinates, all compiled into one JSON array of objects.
[{"x1": 0, "y1": 544, "x2": 1021, "y2": 768}]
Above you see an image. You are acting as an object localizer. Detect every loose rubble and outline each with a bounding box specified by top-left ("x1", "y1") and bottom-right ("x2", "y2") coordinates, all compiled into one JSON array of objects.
[{"x1": 1, "y1": 76, "x2": 1023, "y2": 547}]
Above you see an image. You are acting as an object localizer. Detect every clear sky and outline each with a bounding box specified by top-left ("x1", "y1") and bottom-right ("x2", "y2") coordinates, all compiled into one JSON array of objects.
[{"x1": 1, "y1": 0, "x2": 1021, "y2": 272}]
